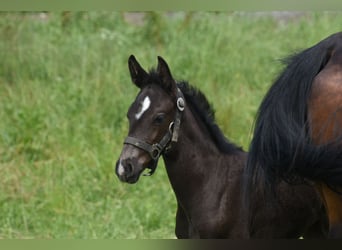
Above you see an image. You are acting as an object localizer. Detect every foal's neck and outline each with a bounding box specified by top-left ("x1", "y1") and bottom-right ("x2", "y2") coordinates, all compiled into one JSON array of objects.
[
  {"x1": 162, "y1": 106, "x2": 244, "y2": 192},
  {"x1": 164, "y1": 107, "x2": 222, "y2": 164}
]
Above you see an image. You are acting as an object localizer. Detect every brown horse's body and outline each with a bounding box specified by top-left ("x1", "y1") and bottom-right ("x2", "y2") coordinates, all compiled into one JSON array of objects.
[
  {"x1": 116, "y1": 55, "x2": 328, "y2": 238},
  {"x1": 308, "y1": 47, "x2": 342, "y2": 237},
  {"x1": 246, "y1": 32, "x2": 342, "y2": 238}
]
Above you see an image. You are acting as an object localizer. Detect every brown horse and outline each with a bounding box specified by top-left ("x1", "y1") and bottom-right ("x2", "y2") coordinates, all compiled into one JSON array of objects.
[
  {"x1": 246, "y1": 32, "x2": 342, "y2": 238},
  {"x1": 115, "y1": 55, "x2": 327, "y2": 238}
]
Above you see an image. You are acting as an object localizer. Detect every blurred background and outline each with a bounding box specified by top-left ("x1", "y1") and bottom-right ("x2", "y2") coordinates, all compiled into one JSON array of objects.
[{"x1": 0, "y1": 11, "x2": 341, "y2": 238}]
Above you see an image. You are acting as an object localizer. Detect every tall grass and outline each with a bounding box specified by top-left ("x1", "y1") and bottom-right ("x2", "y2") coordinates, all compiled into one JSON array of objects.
[{"x1": 0, "y1": 11, "x2": 341, "y2": 238}]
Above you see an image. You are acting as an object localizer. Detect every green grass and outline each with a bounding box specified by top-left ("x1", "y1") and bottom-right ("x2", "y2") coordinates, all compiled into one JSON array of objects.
[{"x1": 0, "y1": 11, "x2": 341, "y2": 238}]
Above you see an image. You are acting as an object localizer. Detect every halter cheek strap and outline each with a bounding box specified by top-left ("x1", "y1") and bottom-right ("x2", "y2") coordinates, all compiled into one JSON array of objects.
[{"x1": 123, "y1": 88, "x2": 185, "y2": 175}]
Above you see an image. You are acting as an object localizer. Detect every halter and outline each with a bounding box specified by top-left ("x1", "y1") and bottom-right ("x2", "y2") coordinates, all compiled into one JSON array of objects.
[{"x1": 123, "y1": 88, "x2": 185, "y2": 176}]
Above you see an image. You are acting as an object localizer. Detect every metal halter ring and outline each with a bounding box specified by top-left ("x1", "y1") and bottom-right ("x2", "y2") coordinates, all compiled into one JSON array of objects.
[{"x1": 177, "y1": 97, "x2": 185, "y2": 111}]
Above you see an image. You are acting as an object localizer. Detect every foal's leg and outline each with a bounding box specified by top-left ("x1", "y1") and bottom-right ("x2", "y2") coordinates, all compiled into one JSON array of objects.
[{"x1": 175, "y1": 203, "x2": 190, "y2": 238}]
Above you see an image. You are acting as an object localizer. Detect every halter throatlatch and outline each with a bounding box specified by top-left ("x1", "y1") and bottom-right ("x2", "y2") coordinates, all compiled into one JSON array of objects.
[{"x1": 123, "y1": 88, "x2": 185, "y2": 176}]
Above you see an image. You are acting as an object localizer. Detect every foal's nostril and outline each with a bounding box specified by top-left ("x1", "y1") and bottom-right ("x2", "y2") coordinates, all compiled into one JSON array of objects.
[{"x1": 126, "y1": 162, "x2": 133, "y2": 173}]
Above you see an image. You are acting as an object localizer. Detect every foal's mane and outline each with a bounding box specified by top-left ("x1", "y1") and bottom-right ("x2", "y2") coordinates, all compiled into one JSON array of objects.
[
  {"x1": 146, "y1": 69, "x2": 241, "y2": 154},
  {"x1": 177, "y1": 81, "x2": 242, "y2": 154}
]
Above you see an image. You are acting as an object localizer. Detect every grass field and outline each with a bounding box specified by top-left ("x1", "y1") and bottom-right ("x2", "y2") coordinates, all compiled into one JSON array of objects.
[{"x1": 0, "y1": 11, "x2": 341, "y2": 239}]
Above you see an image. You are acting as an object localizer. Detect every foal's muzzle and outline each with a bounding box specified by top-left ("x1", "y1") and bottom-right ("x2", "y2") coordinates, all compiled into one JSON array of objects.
[
  {"x1": 115, "y1": 138, "x2": 159, "y2": 183},
  {"x1": 115, "y1": 158, "x2": 136, "y2": 183}
]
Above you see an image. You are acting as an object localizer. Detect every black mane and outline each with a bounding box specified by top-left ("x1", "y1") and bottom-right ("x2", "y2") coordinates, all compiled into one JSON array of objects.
[{"x1": 178, "y1": 81, "x2": 242, "y2": 154}]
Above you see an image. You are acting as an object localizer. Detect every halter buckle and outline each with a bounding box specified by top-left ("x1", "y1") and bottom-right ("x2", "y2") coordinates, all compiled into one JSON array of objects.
[{"x1": 150, "y1": 144, "x2": 162, "y2": 160}]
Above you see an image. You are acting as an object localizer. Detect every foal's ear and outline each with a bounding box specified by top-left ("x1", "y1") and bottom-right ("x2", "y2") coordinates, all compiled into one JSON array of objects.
[
  {"x1": 128, "y1": 55, "x2": 148, "y2": 88},
  {"x1": 157, "y1": 56, "x2": 177, "y2": 94}
]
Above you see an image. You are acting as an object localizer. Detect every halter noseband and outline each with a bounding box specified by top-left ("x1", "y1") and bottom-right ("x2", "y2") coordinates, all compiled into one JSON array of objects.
[{"x1": 123, "y1": 88, "x2": 185, "y2": 176}]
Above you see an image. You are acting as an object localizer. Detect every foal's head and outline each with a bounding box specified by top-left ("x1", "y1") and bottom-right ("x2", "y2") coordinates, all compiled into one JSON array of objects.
[{"x1": 115, "y1": 55, "x2": 185, "y2": 183}]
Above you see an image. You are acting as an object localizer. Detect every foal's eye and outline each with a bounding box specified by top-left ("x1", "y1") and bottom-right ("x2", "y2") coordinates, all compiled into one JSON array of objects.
[{"x1": 154, "y1": 113, "x2": 165, "y2": 124}]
